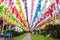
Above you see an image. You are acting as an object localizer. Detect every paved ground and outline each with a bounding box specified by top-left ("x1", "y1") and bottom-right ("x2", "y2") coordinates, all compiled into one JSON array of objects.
[
  {"x1": 0, "y1": 37, "x2": 13, "y2": 40},
  {"x1": 22, "y1": 33, "x2": 31, "y2": 40},
  {"x1": 0, "y1": 37, "x2": 4, "y2": 40}
]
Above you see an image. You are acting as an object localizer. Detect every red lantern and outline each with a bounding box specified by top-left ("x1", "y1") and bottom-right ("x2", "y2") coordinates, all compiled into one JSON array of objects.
[
  {"x1": 1, "y1": 0, "x2": 4, "y2": 2},
  {"x1": 13, "y1": 7, "x2": 19, "y2": 18},
  {"x1": 12, "y1": 7, "x2": 15, "y2": 14},
  {"x1": 56, "y1": 0, "x2": 59, "y2": 4},
  {"x1": 40, "y1": 18, "x2": 43, "y2": 22},
  {"x1": 50, "y1": 3, "x2": 55, "y2": 10},
  {"x1": 48, "y1": 8, "x2": 53, "y2": 16},
  {"x1": 44, "y1": 11, "x2": 49, "y2": 18}
]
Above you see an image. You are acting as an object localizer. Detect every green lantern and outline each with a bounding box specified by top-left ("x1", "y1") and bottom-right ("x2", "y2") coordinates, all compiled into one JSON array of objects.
[{"x1": 0, "y1": 5, "x2": 4, "y2": 12}]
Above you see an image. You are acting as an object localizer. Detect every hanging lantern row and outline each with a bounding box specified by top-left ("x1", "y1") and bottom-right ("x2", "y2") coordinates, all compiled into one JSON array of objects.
[
  {"x1": 0, "y1": 5, "x2": 26, "y2": 29},
  {"x1": 5, "y1": 0, "x2": 29, "y2": 30},
  {"x1": 32, "y1": 0, "x2": 60, "y2": 30}
]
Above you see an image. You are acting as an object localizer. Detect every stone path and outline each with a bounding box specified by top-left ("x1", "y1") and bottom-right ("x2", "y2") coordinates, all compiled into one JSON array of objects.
[
  {"x1": 0, "y1": 37, "x2": 4, "y2": 40},
  {"x1": 22, "y1": 33, "x2": 31, "y2": 40}
]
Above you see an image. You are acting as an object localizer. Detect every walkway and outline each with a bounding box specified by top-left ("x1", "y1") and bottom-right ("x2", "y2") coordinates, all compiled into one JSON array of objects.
[
  {"x1": 0, "y1": 38, "x2": 4, "y2": 40},
  {"x1": 22, "y1": 33, "x2": 31, "y2": 40}
]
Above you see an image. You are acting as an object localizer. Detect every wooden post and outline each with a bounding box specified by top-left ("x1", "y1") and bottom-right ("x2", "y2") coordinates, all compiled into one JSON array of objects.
[{"x1": 2, "y1": 18, "x2": 4, "y2": 35}]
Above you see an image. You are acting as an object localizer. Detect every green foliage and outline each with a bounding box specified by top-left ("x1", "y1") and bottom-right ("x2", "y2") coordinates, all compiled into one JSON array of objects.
[
  {"x1": 3, "y1": 29, "x2": 26, "y2": 37},
  {"x1": 40, "y1": 24, "x2": 60, "y2": 38},
  {"x1": 13, "y1": 31, "x2": 27, "y2": 37},
  {"x1": 3, "y1": 29, "x2": 15, "y2": 33}
]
